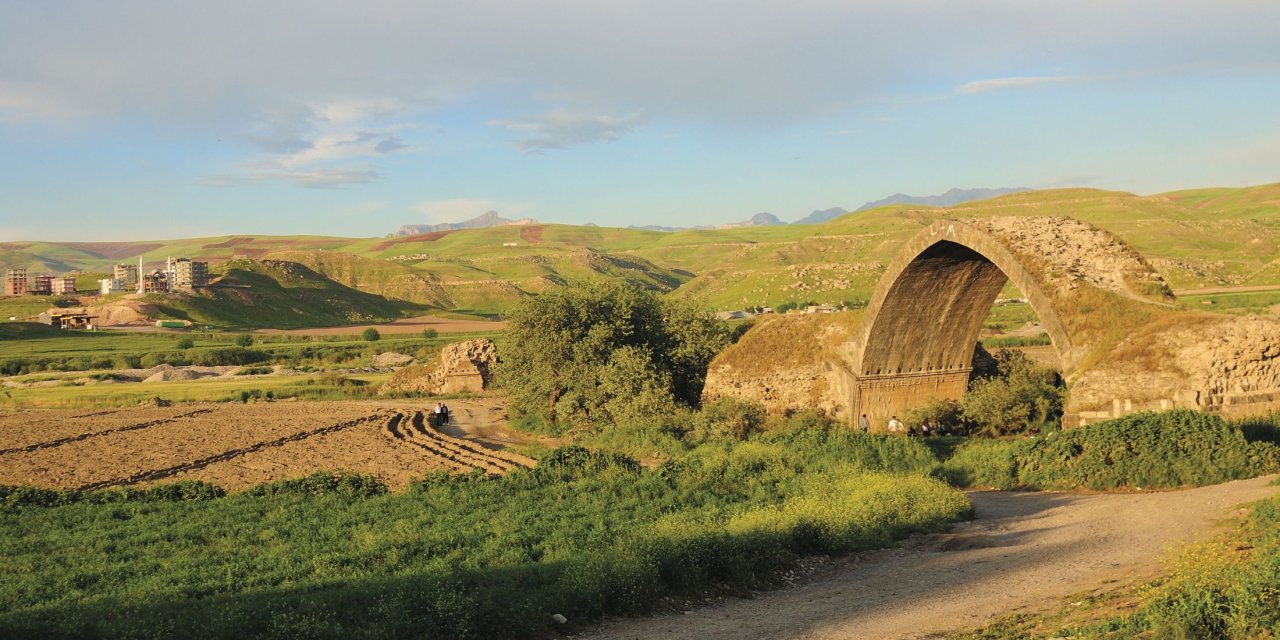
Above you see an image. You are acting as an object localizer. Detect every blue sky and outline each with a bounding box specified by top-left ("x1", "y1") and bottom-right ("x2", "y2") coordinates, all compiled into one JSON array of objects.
[{"x1": 1, "y1": 0, "x2": 1278, "y2": 241}]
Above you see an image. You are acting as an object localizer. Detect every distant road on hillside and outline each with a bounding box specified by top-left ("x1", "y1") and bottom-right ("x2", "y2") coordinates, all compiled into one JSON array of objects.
[
  {"x1": 1174, "y1": 284, "x2": 1280, "y2": 296},
  {"x1": 252, "y1": 314, "x2": 506, "y2": 336}
]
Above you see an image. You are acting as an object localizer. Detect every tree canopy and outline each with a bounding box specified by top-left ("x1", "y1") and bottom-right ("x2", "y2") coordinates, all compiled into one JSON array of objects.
[{"x1": 498, "y1": 281, "x2": 732, "y2": 430}]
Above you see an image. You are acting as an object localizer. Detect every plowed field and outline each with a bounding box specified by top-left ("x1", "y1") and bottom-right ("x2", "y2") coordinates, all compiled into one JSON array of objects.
[{"x1": 0, "y1": 399, "x2": 533, "y2": 491}]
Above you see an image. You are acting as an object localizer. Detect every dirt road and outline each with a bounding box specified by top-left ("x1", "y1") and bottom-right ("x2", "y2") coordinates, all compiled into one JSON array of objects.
[
  {"x1": 253, "y1": 314, "x2": 505, "y2": 336},
  {"x1": 580, "y1": 476, "x2": 1279, "y2": 640}
]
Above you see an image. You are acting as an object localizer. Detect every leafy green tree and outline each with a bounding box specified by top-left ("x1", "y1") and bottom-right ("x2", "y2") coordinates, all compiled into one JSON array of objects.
[
  {"x1": 962, "y1": 349, "x2": 1064, "y2": 435},
  {"x1": 499, "y1": 280, "x2": 730, "y2": 429},
  {"x1": 421, "y1": 328, "x2": 438, "y2": 340},
  {"x1": 234, "y1": 334, "x2": 254, "y2": 347},
  {"x1": 361, "y1": 328, "x2": 381, "y2": 342}
]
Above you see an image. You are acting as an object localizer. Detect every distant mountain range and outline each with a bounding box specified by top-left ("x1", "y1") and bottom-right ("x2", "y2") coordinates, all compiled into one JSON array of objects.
[
  {"x1": 392, "y1": 211, "x2": 538, "y2": 236},
  {"x1": 853, "y1": 187, "x2": 1030, "y2": 212},
  {"x1": 394, "y1": 188, "x2": 1029, "y2": 235}
]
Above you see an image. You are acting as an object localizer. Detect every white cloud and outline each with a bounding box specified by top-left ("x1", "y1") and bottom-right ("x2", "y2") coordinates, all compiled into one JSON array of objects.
[
  {"x1": 489, "y1": 109, "x2": 643, "y2": 153},
  {"x1": 204, "y1": 167, "x2": 378, "y2": 189},
  {"x1": 205, "y1": 97, "x2": 416, "y2": 188},
  {"x1": 957, "y1": 75, "x2": 1095, "y2": 94}
]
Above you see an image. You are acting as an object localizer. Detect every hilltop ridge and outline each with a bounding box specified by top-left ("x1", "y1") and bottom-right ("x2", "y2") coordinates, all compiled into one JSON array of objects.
[{"x1": 4, "y1": 184, "x2": 1280, "y2": 323}]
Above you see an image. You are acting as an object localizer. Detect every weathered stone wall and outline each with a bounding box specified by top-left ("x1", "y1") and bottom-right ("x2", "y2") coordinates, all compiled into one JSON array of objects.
[{"x1": 1067, "y1": 314, "x2": 1280, "y2": 422}]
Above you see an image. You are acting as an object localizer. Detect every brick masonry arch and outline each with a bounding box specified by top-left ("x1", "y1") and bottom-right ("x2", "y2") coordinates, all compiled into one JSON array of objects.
[{"x1": 847, "y1": 217, "x2": 1169, "y2": 425}]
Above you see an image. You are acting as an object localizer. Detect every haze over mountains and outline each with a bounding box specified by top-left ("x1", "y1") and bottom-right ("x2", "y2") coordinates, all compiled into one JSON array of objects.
[
  {"x1": 392, "y1": 211, "x2": 539, "y2": 237},
  {"x1": 389, "y1": 188, "x2": 1030, "y2": 235}
]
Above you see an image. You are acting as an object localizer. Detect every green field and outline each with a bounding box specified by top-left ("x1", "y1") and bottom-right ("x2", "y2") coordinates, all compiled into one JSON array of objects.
[{"x1": 0, "y1": 429, "x2": 971, "y2": 639}]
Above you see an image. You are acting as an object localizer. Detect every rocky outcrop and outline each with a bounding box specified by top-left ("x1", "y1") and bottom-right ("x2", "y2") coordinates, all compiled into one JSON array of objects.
[{"x1": 379, "y1": 339, "x2": 498, "y2": 396}]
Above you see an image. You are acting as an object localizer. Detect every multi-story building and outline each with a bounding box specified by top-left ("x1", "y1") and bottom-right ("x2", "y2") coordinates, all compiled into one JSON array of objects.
[
  {"x1": 166, "y1": 257, "x2": 208, "y2": 290},
  {"x1": 3, "y1": 268, "x2": 26, "y2": 296},
  {"x1": 29, "y1": 274, "x2": 54, "y2": 295},
  {"x1": 99, "y1": 278, "x2": 125, "y2": 295},
  {"x1": 142, "y1": 270, "x2": 168, "y2": 293},
  {"x1": 50, "y1": 276, "x2": 77, "y2": 295},
  {"x1": 113, "y1": 263, "x2": 139, "y2": 288}
]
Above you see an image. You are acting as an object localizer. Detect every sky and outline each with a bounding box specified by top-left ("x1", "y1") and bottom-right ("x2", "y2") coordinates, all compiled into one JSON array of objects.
[{"x1": 1, "y1": 0, "x2": 1278, "y2": 241}]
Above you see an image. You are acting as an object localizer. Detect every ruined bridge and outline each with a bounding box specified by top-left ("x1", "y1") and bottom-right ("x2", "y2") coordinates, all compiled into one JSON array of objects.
[{"x1": 845, "y1": 217, "x2": 1170, "y2": 425}]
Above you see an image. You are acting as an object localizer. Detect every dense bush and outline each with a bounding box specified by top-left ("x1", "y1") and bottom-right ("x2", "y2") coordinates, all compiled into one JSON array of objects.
[
  {"x1": 963, "y1": 349, "x2": 1064, "y2": 434},
  {"x1": 190, "y1": 347, "x2": 269, "y2": 367},
  {"x1": 936, "y1": 410, "x2": 1280, "y2": 490},
  {"x1": 362, "y1": 327, "x2": 381, "y2": 342},
  {"x1": 499, "y1": 280, "x2": 731, "y2": 430},
  {"x1": 234, "y1": 333, "x2": 254, "y2": 347}
]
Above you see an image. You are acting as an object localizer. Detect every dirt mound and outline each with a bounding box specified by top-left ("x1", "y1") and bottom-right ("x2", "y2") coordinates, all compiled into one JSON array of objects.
[
  {"x1": 144, "y1": 369, "x2": 212, "y2": 383},
  {"x1": 380, "y1": 339, "x2": 497, "y2": 396},
  {"x1": 373, "y1": 352, "x2": 415, "y2": 368}
]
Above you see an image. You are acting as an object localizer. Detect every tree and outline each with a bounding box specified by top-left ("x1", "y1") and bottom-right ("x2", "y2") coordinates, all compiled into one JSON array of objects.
[
  {"x1": 362, "y1": 328, "x2": 381, "y2": 342},
  {"x1": 421, "y1": 328, "x2": 438, "y2": 340},
  {"x1": 498, "y1": 280, "x2": 731, "y2": 430},
  {"x1": 234, "y1": 334, "x2": 253, "y2": 348},
  {"x1": 962, "y1": 349, "x2": 1064, "y2": 435}
]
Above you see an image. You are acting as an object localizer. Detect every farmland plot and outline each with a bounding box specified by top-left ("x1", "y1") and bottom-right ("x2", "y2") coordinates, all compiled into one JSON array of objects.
[{"x1": 0, "y1": 400, "x2": 533, "y2": 491}]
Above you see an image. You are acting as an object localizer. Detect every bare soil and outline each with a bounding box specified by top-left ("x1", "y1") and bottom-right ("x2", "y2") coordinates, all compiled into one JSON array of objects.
[
  {"x1": 578, "y1": 476, "x2": 1279, "y2": 640},
  {"x1": 252, "y1": 314, "x2": 506, "y2": 336},
  {"x1": 0, "y1": 398, "x2": 533, "y2": 491}
]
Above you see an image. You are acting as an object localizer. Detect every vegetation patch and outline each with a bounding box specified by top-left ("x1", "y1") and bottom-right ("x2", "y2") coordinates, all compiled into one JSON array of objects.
[
  {"x1": 0, "y1": 436, "x2": 970, "y2": 639},
  {"x1": 934, "y1": 410, "x2": 1280, "y2": 490}
]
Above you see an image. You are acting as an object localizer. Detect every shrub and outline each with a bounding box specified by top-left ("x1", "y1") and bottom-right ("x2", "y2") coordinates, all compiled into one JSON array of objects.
[
  {"x1": 499, "y1": 280, "x2": 730, "y2": 428},
  {"x1": 422, "y1": 328, "x2": 438, "y2": 340},
  {"x1": 963, "y1": 349, "x2": 1064, "y2": 435},
  {"x1": 192, "y1": 347, "x2": 268, "y2": 367},
  {"x1": 1015, "y1": 410, "x2": 1280, "y2": 490},
  {"x1": 175, "y1": 337, "x2": 195, "y2": 349},
  {"x1": 362, "y1": 328, "x2": 381, "y2": 342},
  {"x1": 689, "y1": 397, "x2": 768, "y2": 442},
  {"x1": 936, "y1": 410, "x2": 1280, "y2": 490},
  {"x1": 931, "y1": 439, "x2": 1021, "y2": 489},
  {"x1": 234, "y1": 334, "x2": 254, "y2": 347}
]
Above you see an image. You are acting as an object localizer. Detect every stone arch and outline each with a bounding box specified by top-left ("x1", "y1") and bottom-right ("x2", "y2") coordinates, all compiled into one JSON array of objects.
[{"x1": 847, "y1": 217, "x2": 1167, "y2": 425}]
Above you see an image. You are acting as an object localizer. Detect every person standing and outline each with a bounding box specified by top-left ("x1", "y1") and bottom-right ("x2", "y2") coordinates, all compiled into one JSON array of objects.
[
  {"x1": 887, "y1": 415, "x2": 904, "y2": 434},
  {"x1": 858, "y1": 414, "x2": 870, "y2": 432}
]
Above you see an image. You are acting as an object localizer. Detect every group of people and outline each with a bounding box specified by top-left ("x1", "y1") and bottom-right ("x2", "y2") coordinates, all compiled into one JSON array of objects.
[
  {"x1": 858, "y1": 413, "x2": 963, "y2": 436},
  {"x1": 429, "y1": 402, "x2": 452, "y2": 427}
]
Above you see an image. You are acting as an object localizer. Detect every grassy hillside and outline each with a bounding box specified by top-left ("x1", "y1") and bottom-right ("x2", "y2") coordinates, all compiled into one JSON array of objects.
[
  {"x1": 145, "y1": 259, "x2": 425, "y2": 329},
  {"x1": 4, "y1": 183, "x2": 1279, "y2": 316}
]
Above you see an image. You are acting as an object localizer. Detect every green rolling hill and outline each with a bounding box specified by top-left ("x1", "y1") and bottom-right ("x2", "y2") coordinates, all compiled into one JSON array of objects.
[{"x1": 3, "y1": 184, "x2": 1279, "y2": 322}]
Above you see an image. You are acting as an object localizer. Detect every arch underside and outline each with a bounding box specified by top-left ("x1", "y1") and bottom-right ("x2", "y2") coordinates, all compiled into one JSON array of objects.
[{"x1": 849, "y1": 224, "x2": 1072, "y2": 426}]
